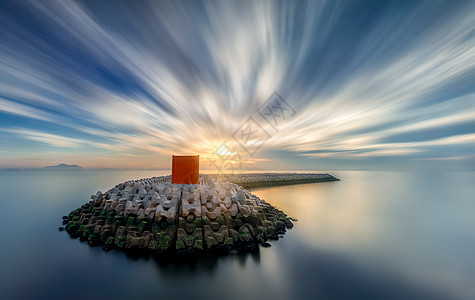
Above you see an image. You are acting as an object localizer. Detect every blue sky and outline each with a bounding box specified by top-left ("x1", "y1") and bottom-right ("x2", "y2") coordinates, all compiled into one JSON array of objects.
[{"x1": 0, "y1": 0, "x2": 474, "y2": 170}]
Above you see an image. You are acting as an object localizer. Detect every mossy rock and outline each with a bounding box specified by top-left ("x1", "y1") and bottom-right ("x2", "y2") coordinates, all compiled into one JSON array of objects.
[
  {"x1": 184, "y1": 235, "x2": 194, "y2": 247},
  {"x1": 184, "y1": 222, "x2": 196, "y2": 234},
  {"x1": 127, "y1": 226, "x2": 139, "y2": 233},
  {"x1": 238, "y1": 225, "x2": 250, "y2": 235},
  {"x1": 214, "y1": 233, "x2": 224, "y2": 243},
  {"x1": 242, "y1": 215, "x2": 259, "y2": 228},
  {"x1": 159, "y1": 237, "x2": 171, "y2": 250},
  {"x1": 114, "y1": 215, "x2": 125, "y2": 221},
  {"x1": 138, "y1": 221, "x2": 150, "y2": 232},
  {"x1": 193, "y1": 239, "x2": 203, "y2": 250},
  {"x1": 239, "y1": 233, "x2": 252, "y2": 243},
  {"x1": 224, "y1": 237, "x2": 234, "y2": 246},
  {"x1": 114, "y1": 235, "x2": 127, "y2": 248},
  {"x1": 105, "y1": 236, "x2": 115, "y2": 245},
  {"x1": 93, "y1": 225, "x2": 102, "y2": 234},
  {"x1": 205, "y1": 236, "x2": 218, "y2": 248},
  {"x1": 231, "y1": 218, "x2": 243, "y2": 229},
  {"x1": 151, "y1": 223, "x2": 160, "y2": 234},
  {"x1": 160, "y1": 221, "x2": 168, "y2": 230},
  {"x1": 105, "y1": 216, "x2": 114, "y2": 225},
  {"x1": 62, "y1": 175, "x2": 297, "y2": 256},
  {"x1": 210, "y1": 222, "x2": 220, "y2": 231},
  {"x1": 193, "y1": 218, "x2": 202, "y2": 227},
  {"x1": 229, "y1": 229, "x2": 240, "y2": 241},
  {"x1": 255, "y1": 233, "x2": 265, "y2": 243},
  {"x1": 178, "y1": 218, "x2": 186, "y2": 227},
  {"x1": 148, "y1": 239, "x2": 160, "y2": 251},
  {"x1": 215, "y1": 216, "x2": 224, "y2": 226},
  {"x1": 275, "y1": 221, "x2": 286, "y2": 232},
  {"x1": 284, "y1": 218, "x2": 294, "y2": 229},
  {"x1": 118, "y1": 240, "x2": 126, "y2": 248},
  {"x1": 66, "y1": 224, "x2": 79, "y2": 234},
  {"x1": 176, "y1": 240, "x2": 185, "y2": 250}
]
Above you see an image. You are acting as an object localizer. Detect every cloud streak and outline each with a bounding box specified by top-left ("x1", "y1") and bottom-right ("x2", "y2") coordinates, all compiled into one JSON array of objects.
[{"x1": 0, "y1": 0, "x2": 474, "y2": 169}]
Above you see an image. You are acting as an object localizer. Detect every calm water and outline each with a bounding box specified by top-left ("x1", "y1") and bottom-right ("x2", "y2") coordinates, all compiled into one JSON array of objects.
[{"x1": 0, "y1": 170, "x2": 474, "y2": 300}]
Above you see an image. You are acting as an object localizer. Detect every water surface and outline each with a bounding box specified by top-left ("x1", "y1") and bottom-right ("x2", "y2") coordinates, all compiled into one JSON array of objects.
[{"x1": 0, "y1": 170, "x2": 474, "y2": 299}]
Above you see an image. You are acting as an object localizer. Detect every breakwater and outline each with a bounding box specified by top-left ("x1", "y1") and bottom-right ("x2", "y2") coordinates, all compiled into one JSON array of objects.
[
  {"x1": 203, "y1": 173, "x2": 339, "y2": 189},
  {"x1": 61, "y1": 173, "x2": 338, "y2": 255}
]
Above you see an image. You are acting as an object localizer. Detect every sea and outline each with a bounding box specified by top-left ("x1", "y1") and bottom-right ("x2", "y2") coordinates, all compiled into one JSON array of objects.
[{"x1": 0, "y1": 170, "x2": 474, "y2": 300}]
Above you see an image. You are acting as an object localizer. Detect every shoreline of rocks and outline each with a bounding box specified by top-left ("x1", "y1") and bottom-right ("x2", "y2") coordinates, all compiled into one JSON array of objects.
[
  {"x1": 202, "y1": 173, "x2": 339, "y2": 189},
  {"x1": 61, "y1": 173, "x2": 338, "y2": 256}
]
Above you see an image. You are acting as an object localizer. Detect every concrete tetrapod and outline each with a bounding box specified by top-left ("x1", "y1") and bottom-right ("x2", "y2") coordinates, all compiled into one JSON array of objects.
[{"x1": 62, "y1": 174, "x2": 296, "y2": 256}]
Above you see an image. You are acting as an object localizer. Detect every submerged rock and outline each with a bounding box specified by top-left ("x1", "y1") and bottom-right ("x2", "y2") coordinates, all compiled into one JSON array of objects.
[{"x1": 62, "y1": 174, "x2": 296, "y2": 257}]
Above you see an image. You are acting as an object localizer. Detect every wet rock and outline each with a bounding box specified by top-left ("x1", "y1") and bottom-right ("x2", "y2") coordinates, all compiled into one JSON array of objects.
[
  {"x1": 102, "y1": 245, "x2": 114, "y2": 252},
  {"x1": 62, "y1": 174, "x2": 297, "y2": 257},
  {"x1": 284, "y1": 218, "x2": 294, "y2": 229}
]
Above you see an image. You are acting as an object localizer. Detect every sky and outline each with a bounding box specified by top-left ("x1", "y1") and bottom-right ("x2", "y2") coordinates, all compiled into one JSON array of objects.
[{"x1": 0, "y1": 0, "x2": 474, "y2": 171}]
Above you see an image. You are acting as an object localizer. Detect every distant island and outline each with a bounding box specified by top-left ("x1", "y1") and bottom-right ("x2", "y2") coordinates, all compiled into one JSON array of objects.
[{"x1": 43, "y1": 163, "x2": 82, "y2": 170}]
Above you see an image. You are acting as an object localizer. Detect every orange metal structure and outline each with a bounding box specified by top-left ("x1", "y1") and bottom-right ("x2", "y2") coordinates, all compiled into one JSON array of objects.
[{"x1": 171, "y1": 155, "x2": 199, "y2": 184}]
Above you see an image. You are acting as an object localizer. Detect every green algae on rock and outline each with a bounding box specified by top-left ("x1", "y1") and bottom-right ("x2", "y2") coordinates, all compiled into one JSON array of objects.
[{"x1": 62, "y1": 174, "x2": 297, "y2": 255}]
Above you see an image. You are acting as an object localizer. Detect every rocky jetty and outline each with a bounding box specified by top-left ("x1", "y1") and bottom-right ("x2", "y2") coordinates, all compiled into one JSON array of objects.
[
  {"x1": 62, "y1": 175, "x2": 296, "y2": 255},
  {"x1": 203, "y1": 173, "x2": 339, "y2": 189}
]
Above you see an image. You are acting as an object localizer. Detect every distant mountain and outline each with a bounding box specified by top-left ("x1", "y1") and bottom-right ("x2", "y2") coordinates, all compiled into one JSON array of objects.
[{"x1": 43, "y1": 163, "x2": 82, "y2": 170}]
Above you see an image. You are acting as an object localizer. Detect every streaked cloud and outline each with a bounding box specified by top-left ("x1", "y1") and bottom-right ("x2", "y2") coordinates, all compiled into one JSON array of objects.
[{"x1": 0, "y1": 0, "x2": 474, "y2": 169}]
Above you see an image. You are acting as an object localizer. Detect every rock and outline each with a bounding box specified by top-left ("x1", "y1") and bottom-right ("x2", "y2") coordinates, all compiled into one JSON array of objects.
[
  {"x1": 210, "y1": 222, "x2": 220, "y2": 231},
  {"x1": 224, "y1": 237, "x2": 234, "y2": 246},
  {"x1": 205, "y1": 236, "x2": 218, "y2": 248},
  {"x1": 88, "y1": 238, "x2": 101, "y2": 246},
  {"x1": 66, "y1": 224, "x2": 79, "y2": 234},
  {"x1": 130, "y1": 186, "x2": 138, "y2": 194},
  {"x1": 91, "y1": 191, "x2": 104, "y2": 202},
  {"x1": 63, "y1": 173, "x2": 297, "y2": 257},
  {"x1": 261, "y1": 242, "x2": 271, "y2": 248},
  {"x1": 102, "y1": 245, "x2": 113, "y2": 252},
  {"x1": 284, "y1": 218, "x2": 294, "y2": 229},
  {"x1": 236, "y1": 189, "x2": 246, "y2": 204},
  {"x1": 184, "y1": 222, "x2": 196, "y2": 234},
  {"x1": 70, "y1": 232, "x2": 81, "y2": 239},
  {"x1": 223, "y1": 197, "x2": 232, "y2": 208},
  {"x1": 193, "y1": 239, "x2": 203, "y2": 250},
  {"x1": 231, "y1": 218, "x2": 243, "y2": 229},
  {"x1": 267, "y1": 226, "x2": 278, "y2": 240},
  {"x1": 125, "y1": 232, "x2": 150, "y2": 249},
  {"x1": 176, "y1": 240, "x2": 185, "y2": 250},
  {"x1": 275, "y1": 221, "x2": 286, "y2": 234},
  {"x1": 239, "y1": 233, "x2": 252, "y2": 243}
]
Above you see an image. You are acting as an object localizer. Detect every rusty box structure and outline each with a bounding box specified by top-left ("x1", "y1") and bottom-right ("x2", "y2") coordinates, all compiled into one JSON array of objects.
[{"x1": 171, "y1": 155, "x2": 199, "y2": 184}]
